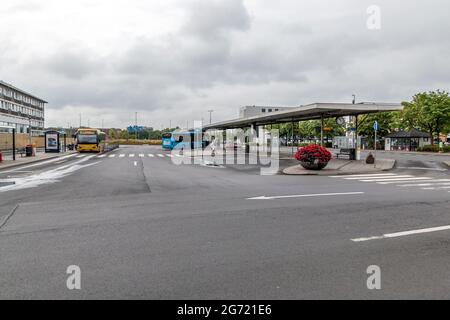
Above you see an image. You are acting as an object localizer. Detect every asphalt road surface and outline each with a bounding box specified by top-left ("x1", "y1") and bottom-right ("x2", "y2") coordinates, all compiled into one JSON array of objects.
[{"x1": 1, "y1": 146, "x2": 450, "y2": 299}]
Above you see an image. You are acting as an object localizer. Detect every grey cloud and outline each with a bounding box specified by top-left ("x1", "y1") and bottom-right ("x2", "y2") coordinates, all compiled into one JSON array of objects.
[
  {"x1": 46, "y1": 50, "x2": 103, "y2": 80},
  {"x1": 2, "y1": 0, "x2": 450, "y2": 129},
  {"x1": 183, "y1": 0, "x2": 250, "y2": 39}
]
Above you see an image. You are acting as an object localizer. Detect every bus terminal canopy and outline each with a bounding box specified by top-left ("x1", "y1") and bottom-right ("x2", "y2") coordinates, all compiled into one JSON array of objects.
[{"x1": 203, "y1": 102, "x2": 403, "y2": 130}]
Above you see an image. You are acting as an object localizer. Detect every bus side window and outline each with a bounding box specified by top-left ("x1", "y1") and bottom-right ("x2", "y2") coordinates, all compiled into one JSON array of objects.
[{"x1": 178, "y1": 136, "x2": 184, "y2": 143}]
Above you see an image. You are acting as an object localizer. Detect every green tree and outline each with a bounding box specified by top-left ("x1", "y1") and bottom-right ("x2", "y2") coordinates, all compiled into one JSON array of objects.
[
  {"x1": 357, "y1": 111, "x2": 401, "y2": 138},
  {"x1": 108, "y1": 129, "x2": 117, "y2": 140},
  {"x1": 402, "y1": 90, "x2": 450, "y2": 144}
]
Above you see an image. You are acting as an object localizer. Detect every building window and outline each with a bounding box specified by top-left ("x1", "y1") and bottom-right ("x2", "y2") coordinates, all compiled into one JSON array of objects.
[{"x1": 262, "y1": 108, "x2": 266, "y2": 113}]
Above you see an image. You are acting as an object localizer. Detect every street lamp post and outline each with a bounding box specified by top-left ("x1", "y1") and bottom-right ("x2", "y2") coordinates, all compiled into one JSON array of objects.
[
  {"x1": 12, "y1": 128, "x2": 16, "y2": 161},
  {"x1": 135, "y1": 112, "x2": 138, "y2": 140},
  {"x1": 208, "y1": 110, "x2": 214, "y2": 125}
]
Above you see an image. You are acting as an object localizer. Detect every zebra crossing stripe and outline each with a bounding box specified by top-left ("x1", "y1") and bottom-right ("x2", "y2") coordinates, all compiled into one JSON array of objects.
[
  {"x1": 109, "y1": 154, "x2": 116, "y2": 158},
  {"x1": 398, "y1": 181, "x2": 450, "y2": 187},
  {"x1": 331, "y1": 173, "x2": 396, "y2": 178},
  {"x1": 376, "y1": 178, "x2": 435, "y2": 184},
  {"x1": 98, "y1": 154, "x2": 107, "y2": 158},
  {"x1": 119, "y1": 154, "x2": 125, "y2": 158},
  {"x1": 345, "y1": 175, "x2": 411, "y2": 180},
  {"x1": 359, "y1": 175, "x2": 415, "y2": 182},
  {"x1": 139, "y1": 154, "x2": 144, "y2": 158},
  {"x1": 129, "y1": 154, "x2": 135, "y2": 158},
  {"x1": 148, "y1": 154, "x2": 154, "y2": 157},
  {"x1": 158, "y1": 154, "x2": 164, "y2": 157}
]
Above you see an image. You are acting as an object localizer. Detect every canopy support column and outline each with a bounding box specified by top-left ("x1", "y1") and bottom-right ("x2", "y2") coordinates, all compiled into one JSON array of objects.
[{"x1": 320, "y1": 115, "x2": 324, "y2": 147}]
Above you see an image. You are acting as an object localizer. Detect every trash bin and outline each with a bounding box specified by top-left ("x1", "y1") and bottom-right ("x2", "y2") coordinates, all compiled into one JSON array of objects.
[
  {"x1": 25, "y1": 145, "x2": 33, "y2": 157},
  {"x1": 349, "y1": 148, "x2": 356, "y2": 160},
  {"x1": 0, "y1": 152, "x2": 3, "y2": 162}
]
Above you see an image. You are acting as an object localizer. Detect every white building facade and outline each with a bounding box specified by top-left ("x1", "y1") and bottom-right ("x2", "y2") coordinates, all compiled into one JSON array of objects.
[{"x1": 0, "y1": 81, "x2": 46, "y2": 135}]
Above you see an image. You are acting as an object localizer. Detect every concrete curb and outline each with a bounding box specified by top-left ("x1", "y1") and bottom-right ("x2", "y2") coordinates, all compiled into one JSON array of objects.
[
  {"x1": 443, "y1": 161, "x2": 450, "y2": 168},
  {"x1": 283, "y1": 159, "x2": 396, "y2": 176},
  {"x1": 0, "y1": 152, "x2": 77, "y2": 171},
  {"x1": 362, "y1": 150, "x2": 450, "y2": 157}
]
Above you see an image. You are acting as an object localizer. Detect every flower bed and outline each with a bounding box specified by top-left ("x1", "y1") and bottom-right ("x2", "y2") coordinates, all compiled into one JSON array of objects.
[{"x1": 294, "y1": 144, "x2": 332, "y2": 170}]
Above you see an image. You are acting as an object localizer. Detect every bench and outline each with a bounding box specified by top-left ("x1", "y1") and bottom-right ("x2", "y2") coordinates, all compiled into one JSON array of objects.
[
  {"x1": 17, "y1": 148, "x2": 27, "y2": 157},
  {"x1": 336, "y1": 148, "x2": 354, "y2": 160}
]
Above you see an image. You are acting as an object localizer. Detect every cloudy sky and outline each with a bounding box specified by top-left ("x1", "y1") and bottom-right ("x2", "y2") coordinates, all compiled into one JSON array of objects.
[{"x1": 1, "y1": 0, "x2": 449, "y2": 129}]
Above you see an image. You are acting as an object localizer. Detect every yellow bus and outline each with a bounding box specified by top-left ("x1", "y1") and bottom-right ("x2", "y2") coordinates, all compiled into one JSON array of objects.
[{"x1": 75, "y1": 128, "x2": 105, "y2": 153}]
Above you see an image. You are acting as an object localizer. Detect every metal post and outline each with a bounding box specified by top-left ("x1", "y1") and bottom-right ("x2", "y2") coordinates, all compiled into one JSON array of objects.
[
  {"x1": 208, "y1": 110, "x2": 214, "y2": 125},
  {"x1": 28, "y1": 116, "x2": 32, "y2": 145},
  {"x1": 12, "y1": 128, "x2": 16, "y2": 161},
  {"x1": 320, "y1": 115, "x2": 324, "y2": 147},
  {"x1": 291, "y1": 120, "x2": 294, "y2": 155},
  {"x1": 355, "y1": 115, "x2": 359, "y2": 160},
  {"x1": 135, "y1": 112, "x2": 138, "y2": 140},
  {"x1": 374, "y1": 129, "x2": 377, "y2": 168},
  {"x1": 222, "y1": 129, "x2": 227, "y2": 160}
]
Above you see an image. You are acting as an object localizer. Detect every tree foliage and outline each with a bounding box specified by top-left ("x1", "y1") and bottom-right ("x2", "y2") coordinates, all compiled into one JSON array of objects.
[
  {"x1": 357, "y1": 112, "x2": 402, "y2": 138},
  {"x1": 402, "y1": 90, "x2": 450, "y2": 144}
]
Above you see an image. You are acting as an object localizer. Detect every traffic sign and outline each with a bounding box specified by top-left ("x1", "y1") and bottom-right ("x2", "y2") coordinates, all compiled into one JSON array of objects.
[{"x1": 373, "y1": 121, "x2": 379, "y2": 131}]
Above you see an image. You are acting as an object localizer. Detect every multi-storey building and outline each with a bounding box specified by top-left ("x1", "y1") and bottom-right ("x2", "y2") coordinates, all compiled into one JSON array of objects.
[{"x1": 0, "y1": 80, "x2": 46, "y2": 136}]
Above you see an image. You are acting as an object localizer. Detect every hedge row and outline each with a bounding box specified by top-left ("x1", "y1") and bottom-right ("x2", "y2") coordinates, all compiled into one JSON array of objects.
[{"x1": 417, "y1": 145, "x2": 450, "y2": 153}]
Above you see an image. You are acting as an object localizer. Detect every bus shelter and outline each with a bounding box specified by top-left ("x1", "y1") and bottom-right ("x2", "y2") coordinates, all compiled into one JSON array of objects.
[
  {"x1": 384, "y1": 129, "x2": 431, "y2": 151},
  {"x1": 202, "y1": 102, "x2": 403, "y2": 158}
]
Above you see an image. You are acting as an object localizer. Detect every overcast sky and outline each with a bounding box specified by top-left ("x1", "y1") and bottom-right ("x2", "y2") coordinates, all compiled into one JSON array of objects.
[{"x1": 1, "y1": 0, "x2": 449, "y2": 129}]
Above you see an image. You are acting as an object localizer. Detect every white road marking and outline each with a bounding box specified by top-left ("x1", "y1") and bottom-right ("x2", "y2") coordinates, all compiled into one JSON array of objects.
[
  {"x1": 359, "y1": 175, "x2": 415, "y2": 181},
  {"x1": 398, "y1": 181, "x2": 450, "y2": 187},
  {"x1": 97, "y1": 154, "x2": 107, "y2": 158},
  {"x1": 129, "y1": 154, "x2": 135, "y2": 158},
  {"x1": 175, "y1": 154, "x2": 183, "y2": 157},
  {"x1": 352, "y1": 225, "x2": 450, "y2": 242},
  {"x1": 134, "y1": 161, "x2": 137, "y2": 166},
  {"x1": 331, "y1": 173, "x2": 396, "y2": 178},
  {"x1": 247, "y1": 192, "x2": 364, "y2": 200},
  {"x1": 0, "y1": 154, "x2": 78, "y2": 173},
  {"x1": 158, "y1": 154, "x2": 165, "y2": 157},
  {"x1": 119, "y1": 154, "x2": 125, "y2": 158},
  {"x1": 373, "y1": 177, "x2": 433, "y2": 183},
  {"x1": 76, "y1": 154, "x2": 86, "y2": 158},
  {"x1": 148, "y1": 154, "x2": 154, "y2": 157},
  {"x1": 139, "y1": 154, "x2": 144, "y2": 158},
  {"x1": 166, "y1": 154, "x2": 174, "y2": 158},
  {"x1": 109, "y1": 154, "x2": 116, "y2": 158},
  {"x1": 397, "y1": 167, "x2": 448, "y2": 172},
  {"x1": 343, "y1": 175, "x2": 399, "y2": 180},
  {"x1": 0, "y1": 157, "x2": 100, "y2": 192}
]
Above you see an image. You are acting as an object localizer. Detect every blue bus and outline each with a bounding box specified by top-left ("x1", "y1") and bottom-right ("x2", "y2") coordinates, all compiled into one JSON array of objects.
[
  {"x1": 162, "y1": 130, "x2": 207, "y2": 150},
  {"x1": 162, "y1": 132, "x2": 174, "y2": 150}
]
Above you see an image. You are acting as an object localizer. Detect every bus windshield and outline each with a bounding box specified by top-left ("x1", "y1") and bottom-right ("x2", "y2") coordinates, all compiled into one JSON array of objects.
[
  {"x1": 78, "y1": 134, "x2": 98, "y2": 144},
  {"x1": 162, "y1": 133, "x2": 172, "y2": 139}
]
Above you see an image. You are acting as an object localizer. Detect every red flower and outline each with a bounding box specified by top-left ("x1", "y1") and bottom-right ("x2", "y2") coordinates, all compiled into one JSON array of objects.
[{"x1": 294, "y1": 144, "x2": 331, "y2": 164}]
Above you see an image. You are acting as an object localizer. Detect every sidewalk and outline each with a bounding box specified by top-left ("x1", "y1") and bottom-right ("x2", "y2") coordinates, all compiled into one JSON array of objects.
[
  {"x1": 0, "y1": 151, "x2": 76, "y2": 170},
  {"x1": 360, "y1": 149, "x2": 450, "y2": 157},
  {"x1": 283, "y1": 158, "x2": 396, "y2": 176}
]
